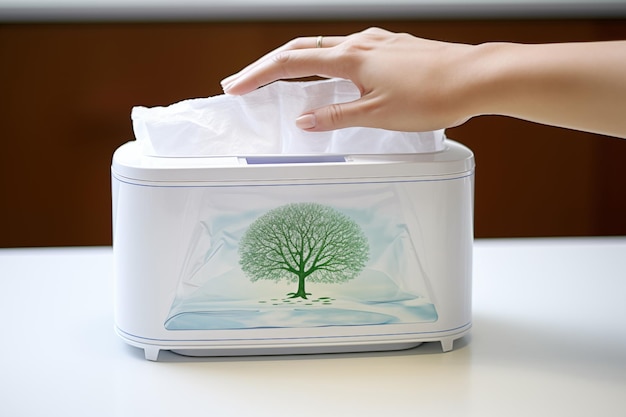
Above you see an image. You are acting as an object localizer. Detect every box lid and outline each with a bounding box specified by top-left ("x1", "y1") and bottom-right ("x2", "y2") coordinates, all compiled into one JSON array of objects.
[{"x1": 111, "y1": 139, "x2": 474, "y2": 184}]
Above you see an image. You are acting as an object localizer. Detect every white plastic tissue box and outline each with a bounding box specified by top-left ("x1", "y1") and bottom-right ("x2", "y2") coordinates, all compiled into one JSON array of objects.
[{"x1": 111, "y1": 80, "x2": 474, "y2": 361}]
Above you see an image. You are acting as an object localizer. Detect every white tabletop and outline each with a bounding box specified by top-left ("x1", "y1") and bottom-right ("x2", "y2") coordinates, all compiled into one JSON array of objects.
[{"x1": 1, "y1": 237, "x2": 625, "y2": 417}]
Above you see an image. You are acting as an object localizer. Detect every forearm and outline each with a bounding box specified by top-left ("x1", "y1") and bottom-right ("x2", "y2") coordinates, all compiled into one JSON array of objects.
[{"x1": 465, "y1": 41, "x2": 626, "y2": 138}]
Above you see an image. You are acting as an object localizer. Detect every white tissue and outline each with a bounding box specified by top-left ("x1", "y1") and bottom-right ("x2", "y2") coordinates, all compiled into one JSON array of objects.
[{"x1": 131, "y1": 79, "x2": 445, "y2": 156}]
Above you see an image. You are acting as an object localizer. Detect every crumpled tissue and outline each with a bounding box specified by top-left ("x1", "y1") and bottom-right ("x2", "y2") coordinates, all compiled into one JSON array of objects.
[{"x1": 131, "y1": 78, "x2": 445, "y2": 156}]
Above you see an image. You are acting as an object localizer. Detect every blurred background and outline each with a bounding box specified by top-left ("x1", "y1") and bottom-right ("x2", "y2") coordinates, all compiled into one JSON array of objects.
[{"x1": 1, "y1": 1, "x2": 625, "y2": 247}]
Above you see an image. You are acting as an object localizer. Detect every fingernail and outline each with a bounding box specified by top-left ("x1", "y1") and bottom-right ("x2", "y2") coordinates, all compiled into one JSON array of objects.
[
  {"x1": 221, "y1": 80, "x2": 234, "y2": 94},
  {"x1": 295, "y1": 113, "x2": 316, "y2": 130},
  {"x1": 220, "y1": 75, "x2": 239, "y2": 93},
  {"x1": 220, "y1": 73, "x2": 238, "y2": 86}
]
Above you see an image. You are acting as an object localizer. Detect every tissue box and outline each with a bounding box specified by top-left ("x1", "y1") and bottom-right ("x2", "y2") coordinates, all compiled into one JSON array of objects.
[{"x1": 111, "y1": 139, "x2": 474, "y2": 361}]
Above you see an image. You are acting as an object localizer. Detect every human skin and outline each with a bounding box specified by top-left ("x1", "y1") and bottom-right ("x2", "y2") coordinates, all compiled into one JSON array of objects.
[{"x1": 221, "y1": 27, "x2": 626, "y2": 138}]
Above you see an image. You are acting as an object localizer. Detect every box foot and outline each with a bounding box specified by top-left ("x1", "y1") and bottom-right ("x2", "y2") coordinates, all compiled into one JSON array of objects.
[{"x1": 144, "y1": 346, "x2": 160, "y2": 361}]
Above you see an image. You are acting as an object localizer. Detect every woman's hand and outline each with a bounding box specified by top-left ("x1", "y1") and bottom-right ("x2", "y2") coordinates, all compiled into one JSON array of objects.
[{"x1": 221, "y1": 28, "x2": 479, "y2": 133}]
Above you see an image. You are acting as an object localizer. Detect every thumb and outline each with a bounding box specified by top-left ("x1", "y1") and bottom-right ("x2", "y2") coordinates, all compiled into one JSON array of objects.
[{"x1": 295, "y1": 100, "x2": 368, "y2": 131}]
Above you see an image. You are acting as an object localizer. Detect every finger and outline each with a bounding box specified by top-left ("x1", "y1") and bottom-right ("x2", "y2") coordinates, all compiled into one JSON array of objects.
[
  {"x1": 221, "y1": 37, "x2": 343, "y2": 92},
  {"x1": 223, "y1": 35, "x2": 345, "y2": 83},
  {"x1": 296, "y1": 98, "x2": 375, "y2": 132},
  {"x1": 221, "y1": 35, "x2": 346, "y2": 93},
  {"x1": 222, "y1": 48, "x2": 349, "y2": 95}
]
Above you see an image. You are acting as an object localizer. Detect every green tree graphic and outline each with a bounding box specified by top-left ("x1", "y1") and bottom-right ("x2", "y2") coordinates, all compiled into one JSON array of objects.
[{"x1": 239, "y1": 202, "x2": 369, "y2": 299}]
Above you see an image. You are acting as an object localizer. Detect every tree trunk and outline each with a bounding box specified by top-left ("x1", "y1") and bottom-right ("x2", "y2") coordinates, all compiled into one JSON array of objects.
[{"x1": 289, "y1": 273, "x2": 308, "y2": 299}]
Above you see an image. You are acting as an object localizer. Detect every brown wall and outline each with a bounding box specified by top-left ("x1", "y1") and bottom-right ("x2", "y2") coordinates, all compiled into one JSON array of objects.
[{"x1": 1, "y1": 19, "x2": 625, "y2": 247}]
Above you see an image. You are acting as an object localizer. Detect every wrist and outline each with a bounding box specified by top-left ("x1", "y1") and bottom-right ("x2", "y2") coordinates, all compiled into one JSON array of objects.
[{"x1": 455, "y1": 42, "x2": 521, "y2": 121}]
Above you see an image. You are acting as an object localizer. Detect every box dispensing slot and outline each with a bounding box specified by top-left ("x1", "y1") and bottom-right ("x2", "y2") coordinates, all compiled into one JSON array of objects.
[{"x1": 245, "y1": 155, "x2": 346, "y2": 165}]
